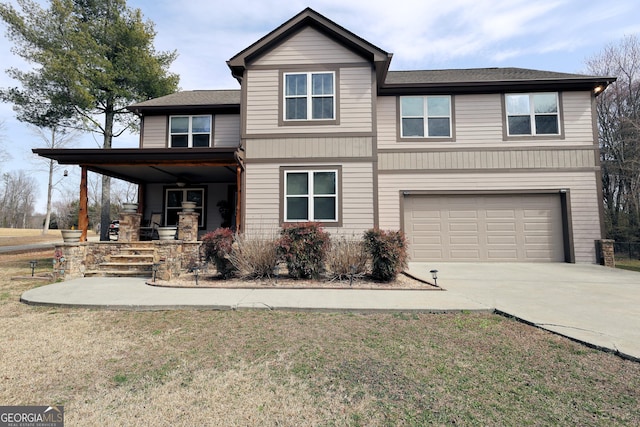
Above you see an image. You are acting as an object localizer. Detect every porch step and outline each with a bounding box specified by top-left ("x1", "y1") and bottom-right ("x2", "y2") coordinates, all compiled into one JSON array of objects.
[
  {"x1": 109, "y1": 254, "x2": 154, "y2": 262},
  {"x1": 84, "y1": 270, "x2": 152, "y2": 278}
]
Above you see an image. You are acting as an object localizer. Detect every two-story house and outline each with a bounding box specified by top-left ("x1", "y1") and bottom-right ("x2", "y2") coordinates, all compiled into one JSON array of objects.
[{"x1": 35, "y1": 8, "x2": 614, "y2": 264}]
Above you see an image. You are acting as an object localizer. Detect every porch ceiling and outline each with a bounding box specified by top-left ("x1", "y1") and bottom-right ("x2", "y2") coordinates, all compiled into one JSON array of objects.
[{"x1": 32, "y1": 148, "x2": 240, "y2": 184}]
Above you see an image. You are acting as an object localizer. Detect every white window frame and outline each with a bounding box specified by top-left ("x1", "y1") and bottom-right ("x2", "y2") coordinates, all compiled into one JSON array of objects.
[
  {"x1": 164, "y1": 187, "x2": 205, "y2": 227},
  {"x1": 399, "y1": 96, "x2": 452, "y2": 138},
  {"x1": 505, "y1": 93, "x2": 560, "y2": 136},
  {"x1": 284, "y1": 170, "x2": 338, "y2": 223},
  {"x1": 283, "y1": 72, "x2": 335, "y2": 121},
  {"x1": 169, "y1": 115, "x2": 212, "y2": 148}
]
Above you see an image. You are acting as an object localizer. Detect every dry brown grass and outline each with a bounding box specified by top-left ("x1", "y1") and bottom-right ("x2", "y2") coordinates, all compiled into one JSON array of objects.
[
  {"x1": 1, "y1": 250, "x2": 639, "y2": 426},
  {"x1": 0, "y1": 228, "x2": 98, "y2": 247}
]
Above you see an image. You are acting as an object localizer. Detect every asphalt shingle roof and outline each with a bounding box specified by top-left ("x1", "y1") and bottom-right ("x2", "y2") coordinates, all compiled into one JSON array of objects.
[
  {"x1": 130, "y1": 89, "x2": 241, "y2": 108},
  {"x1": 384, "y1": 67, "x2": 602, "y2": 85}
]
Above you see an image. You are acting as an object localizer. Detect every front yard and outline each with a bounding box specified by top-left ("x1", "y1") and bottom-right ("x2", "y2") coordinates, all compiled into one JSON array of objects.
[{"x1": 1, "y1": 250, "x2": 639, "y2": 426}]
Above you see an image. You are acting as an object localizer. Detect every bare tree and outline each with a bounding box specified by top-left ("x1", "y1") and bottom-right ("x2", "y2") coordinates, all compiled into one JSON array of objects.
[
  {"x1": 586, "y1": 34, "x2": 640, "y2": 241},
  {"x1": 30, "y1": 126, "x2": 77, "y2": 233},
  {"x1": 0, "y1": 120, "x2": 10, "y2": 164},
  {"x1": 0, "y1": 170, "x2": 38, "y2": 228}
]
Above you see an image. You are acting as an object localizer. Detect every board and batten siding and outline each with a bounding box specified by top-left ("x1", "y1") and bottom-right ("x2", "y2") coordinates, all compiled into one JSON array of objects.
[
  {"x1": 252, "y1": 26, "x2": 365, "y2": 66},
  {"x1": 245, "y1": 136, "x2": 372, "y2": 159},
  {"x1": 141, "y1": 115, "x2": 167, "y2": 148},
  {"x1": 378, "y1": 171, "x2": 601, "y2": 263},
  {"x1": 244, "y1": 162, "x2": 374, "y2": 236},
  {"x1": 378, "y1": 148, "x2": 596, "y2": 171},
  {"x1": 213, "y1": 115, "x2": 240, "y2": 147},
  {"x1": 377, "y1": 91, "x2": 595, "y2": 150},
  {"x1": 245, "y1": 67, "x2": 373, "y2": 135}
]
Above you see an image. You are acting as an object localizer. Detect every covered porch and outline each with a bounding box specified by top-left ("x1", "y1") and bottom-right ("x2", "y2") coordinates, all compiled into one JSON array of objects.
[{"x1": 32, "y1": 147, "x2": 244, "y2": 241}]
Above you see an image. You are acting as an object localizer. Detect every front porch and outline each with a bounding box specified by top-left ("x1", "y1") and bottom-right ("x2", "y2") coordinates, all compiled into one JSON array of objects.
[{"x1": 33, "y1": 147, "x2": 244, "y2": 241}]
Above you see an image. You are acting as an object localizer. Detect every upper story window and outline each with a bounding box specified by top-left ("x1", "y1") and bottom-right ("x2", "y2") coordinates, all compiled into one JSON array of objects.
[
  {"x1": 400, "y1": 96, "x2": 452, "y2": 138},
  {"x1": 505, "y1": 93, "x2": 559, "y2": 136},
  {"x1": 284, "y1": 72, "x2": 335, "y2": 121},
  {"x1": 284, "y1": 170, "x2": 338, "y2": 223},
  {"x1": 170, "y1": 115, "x2": 211, "y2": 148}
]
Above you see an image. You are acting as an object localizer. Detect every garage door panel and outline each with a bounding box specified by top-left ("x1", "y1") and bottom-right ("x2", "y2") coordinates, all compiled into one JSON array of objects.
[
  {"x1": 404, "y1": 194, "x2": 564, "y2": 262},
  {"x1": 487, "y1": 250, "x2": 518, "y2": 260},
  {"x1": 486, "y1": 222, "x2": 516, "y2": 232}
]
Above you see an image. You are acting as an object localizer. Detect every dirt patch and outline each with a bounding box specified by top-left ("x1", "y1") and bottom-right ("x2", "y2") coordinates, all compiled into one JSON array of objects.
[{"x1": 151, "y1": 271, "x2": 440, "y2": 290}]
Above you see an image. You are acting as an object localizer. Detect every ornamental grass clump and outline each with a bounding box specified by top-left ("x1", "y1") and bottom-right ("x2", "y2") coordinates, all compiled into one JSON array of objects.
[
  {"x1": 201, "y1": 227, "x2": 236, "y2": 278},
  {"x1": 228, "y1": 234, "x2": 279, "y2": 279},
  {"x1": 363, "y1": 229, "x2": 408, "y2": 282},
  {"x1": 325, "y1": 236, "x2": 368, "y2": 281},
  {"x1": 277, "y1": 222, "x2": 330, "y2": 279}
]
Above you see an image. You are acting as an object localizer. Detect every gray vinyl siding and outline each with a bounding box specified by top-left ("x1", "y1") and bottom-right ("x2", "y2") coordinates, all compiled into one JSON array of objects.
[
  {"x1": 214, "y1": 115, "x2": 240, "y2": 148},
  {"x1": 378, "y1": 148, "x2": 596, "y2": 171},
  {"x1": 245, "y1": 136, "x2": 372, "y2": 159},
  {"x1": 378, "y1": 171, "x2": 601, "y2": 263},
  {"x1": 244, "y1": 162, "x2": 374, "y2": 235},
  {"x1": 377, "y1": 91, "x2": 595, "y2": 149},
  {"x1": 245, "y1": 67, "x2": 373, "y2": 136},
  {"x1": 141, "y1": 114, "x2": 240, "y2": 148},
  {"x1": 142, "y1": 115, "x2": 167, "y2": 148},
  {"x1": 252, "y1": 27, "x2": 365, "y2": 66}
]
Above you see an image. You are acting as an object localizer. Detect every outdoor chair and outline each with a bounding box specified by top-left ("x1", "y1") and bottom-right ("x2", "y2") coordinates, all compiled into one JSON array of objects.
[{"x1": 140, "y1": 212, "x2": 161, "y2": 240}]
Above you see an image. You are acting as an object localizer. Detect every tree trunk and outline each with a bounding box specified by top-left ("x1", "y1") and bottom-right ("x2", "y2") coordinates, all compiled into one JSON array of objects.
[{"x1": 99, "y1": 104, "x2": 115, "y2": 241}]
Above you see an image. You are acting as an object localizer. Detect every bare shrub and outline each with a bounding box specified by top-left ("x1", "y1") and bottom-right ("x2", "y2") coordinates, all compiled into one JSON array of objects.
[
  {"x1": 325, "y1": 236, "x2": 368, "y2": 281},
  {"x1": 229, "y1": 234, "x2": 279, "y2": 279}
]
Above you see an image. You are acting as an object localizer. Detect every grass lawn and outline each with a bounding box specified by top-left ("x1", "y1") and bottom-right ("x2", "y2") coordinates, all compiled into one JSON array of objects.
[
  {"x1": 616, "y1": 258, "x2": 640, "y2": 272},
  {"x1": 1, "y1": 250, "x2": 639, "y2": 426}
]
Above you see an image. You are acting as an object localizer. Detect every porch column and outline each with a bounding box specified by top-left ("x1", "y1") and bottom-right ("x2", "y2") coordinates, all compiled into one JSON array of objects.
[{"x1": 79, "y1": 166, "x2": 89, "y2": 242}]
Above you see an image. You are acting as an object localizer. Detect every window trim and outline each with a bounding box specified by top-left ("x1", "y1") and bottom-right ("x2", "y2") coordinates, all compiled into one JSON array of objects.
[
  {"x1": 279, "y1": 68, "x2": 340, "y2": 126},
  {"x1": 279, "y1": 166, "x2": 342, "y2": 227},
  {"x1": 168, "y1": 115, "x2": 212, "y2": 148},
  {"x1": 503, "y1": 92, "x2": 565, "y2": 140},
  {"x1": 397, "y1": 95, "x2": 455, "y2": 142},
  {"x1": 163, "y1": 186, "x2": 207, "y2": 228}
]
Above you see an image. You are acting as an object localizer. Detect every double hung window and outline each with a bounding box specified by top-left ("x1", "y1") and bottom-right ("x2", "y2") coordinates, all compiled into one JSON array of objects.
[
  {"x1": 284, "y1": 72, "x2": 335, "y2": 121},
  {"x1": 170, "y1": 115, "x2": 211, "y2": 148},
  {"x1": 284, "y1": 170, "x2": 338, "y2": 222},
  {"x1": 400, "y1": 96, "x2": 452, "y2": 138},
  {"x1": 505, "y1": 93, "x2": 559, "y2": 136},
  {"x1": 165, "y1": 188, "x2": 205, "y2": 227}
]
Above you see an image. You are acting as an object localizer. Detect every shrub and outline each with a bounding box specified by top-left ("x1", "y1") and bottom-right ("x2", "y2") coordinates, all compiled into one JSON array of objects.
[
  {"x1": 229, "y1": 234, "x2": 279, "y2": 279},
  {"x1": 277, "y1": 222, "x2": 330, "y2": 279},
  {"x1": 326, "y1": 236, "x2": 368, "y2": 281},
  {"x1": 201, "y1": 227, "x2": 236, "y2": 278},
  {"x1": 363, "y1": 229, "x2": 408, "y2": 282}
]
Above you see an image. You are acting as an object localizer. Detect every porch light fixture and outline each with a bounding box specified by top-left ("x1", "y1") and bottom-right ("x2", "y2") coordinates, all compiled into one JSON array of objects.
[
  {"x1": 430, "y1": 269, "x2": 439, "y2": 287},
  {"x1": 176, "y1": 181, "x2": 186, "y2": 188},
  {"x1": 593, "y1": 85, "x2": 604, "y2": 94},
  {"x1": 29, "y1": 260, "x2": 37, "y2": 277}
]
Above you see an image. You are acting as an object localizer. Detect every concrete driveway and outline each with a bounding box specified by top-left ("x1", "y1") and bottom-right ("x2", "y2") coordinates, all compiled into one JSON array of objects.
[{"x1": 407, "y1": 262, "x2": 640, "y2": 361}]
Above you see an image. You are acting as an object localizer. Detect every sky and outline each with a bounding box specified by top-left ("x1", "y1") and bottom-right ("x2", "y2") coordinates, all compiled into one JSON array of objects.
[{"x1": 1, "y1": 0, "x2": 640, "y2": 212}]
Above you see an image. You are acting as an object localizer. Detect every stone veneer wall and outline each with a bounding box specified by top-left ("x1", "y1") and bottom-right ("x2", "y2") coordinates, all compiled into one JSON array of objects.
[{"x1": 53, "y1": 241, "x2": 203, "y2": 281}]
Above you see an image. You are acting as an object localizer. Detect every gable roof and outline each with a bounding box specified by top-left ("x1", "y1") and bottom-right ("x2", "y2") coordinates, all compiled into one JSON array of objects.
[
  {"x1": 382, "y1": 67, "x2": 615, "y2": 95},
  {"x1": 227, "y1": 7, "x2": 392, "y2": 84},
  {"x1": 128, "y1": 90, "x2": 240, "y2": 114}
]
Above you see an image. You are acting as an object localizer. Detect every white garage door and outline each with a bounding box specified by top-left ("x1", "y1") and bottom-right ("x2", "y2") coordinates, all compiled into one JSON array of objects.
[{"x1": 404, "y1": 194, "x2": 564, "y2": 262}]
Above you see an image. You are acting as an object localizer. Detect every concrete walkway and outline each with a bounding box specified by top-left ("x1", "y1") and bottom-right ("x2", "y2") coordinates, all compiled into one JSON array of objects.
[{"x1": 20, "y1": 262, "x2": 640, "y2": 361}]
